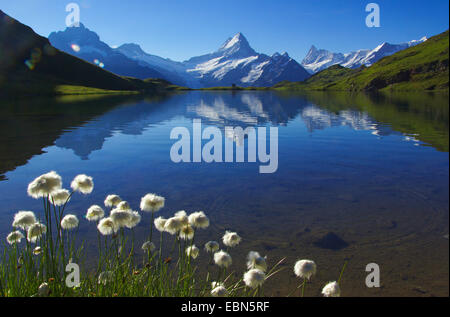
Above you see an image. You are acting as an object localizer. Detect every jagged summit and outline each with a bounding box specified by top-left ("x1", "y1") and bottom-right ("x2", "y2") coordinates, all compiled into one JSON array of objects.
[
  {"x1": 220, "y1": 33, "x2": 249, "y2": 49},
  {"x1": 118, "y1": 43, "x2": 145, "y2": 55},
  {"x1": 218, "y1": 32, "x2": 256, "y2": 57},
  {"x1": 59, "y1": 23, "x2": 92, "y2": 34},
  {"x1": 272, "y1": 52, "x2": 290, "y2": 59},
  {"x1": 310, "y1": 45, "x2": 318, "y2": 51},
  {"x1": 49, "y1": 23, "x2": 101, "y2": 45}
]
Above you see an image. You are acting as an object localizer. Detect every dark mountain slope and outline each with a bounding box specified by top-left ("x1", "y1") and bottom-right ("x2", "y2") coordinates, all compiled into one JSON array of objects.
[{"x1": 0, "y1": 10, "x2": 178, "y2": 97}]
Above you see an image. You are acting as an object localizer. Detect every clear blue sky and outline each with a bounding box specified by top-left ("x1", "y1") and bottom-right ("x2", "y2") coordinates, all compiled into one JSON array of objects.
[{"x1": 1, "y1": 0, "x2": 448, "y2": 62}]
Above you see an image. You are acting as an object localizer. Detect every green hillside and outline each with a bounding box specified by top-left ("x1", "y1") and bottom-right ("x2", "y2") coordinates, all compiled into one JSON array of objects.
[
  {"x1": 0, "y1": 10, "x2": 184, "y2": 97},
  {"x1": 273, "y1": 65, "x2": 362, "y2": 91},
  {"x1": 275, "y1": 30, "x2": 449, "y2": 92}
]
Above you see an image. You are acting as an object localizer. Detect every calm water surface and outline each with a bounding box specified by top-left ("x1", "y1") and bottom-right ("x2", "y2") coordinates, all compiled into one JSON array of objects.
[{"x1": 0, "y1": 91, "x2": 448, "y2": 296}]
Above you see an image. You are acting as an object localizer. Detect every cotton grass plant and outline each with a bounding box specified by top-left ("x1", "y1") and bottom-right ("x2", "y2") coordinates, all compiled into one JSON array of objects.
[{"x1": 0, "y1": 171, "x2": 346, "y2": 297}]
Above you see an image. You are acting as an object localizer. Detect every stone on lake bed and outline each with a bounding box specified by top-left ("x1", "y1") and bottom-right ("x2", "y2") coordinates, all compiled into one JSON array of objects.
[{"x1": 313, "y1": 232, "x2": 349, "y2": 250}]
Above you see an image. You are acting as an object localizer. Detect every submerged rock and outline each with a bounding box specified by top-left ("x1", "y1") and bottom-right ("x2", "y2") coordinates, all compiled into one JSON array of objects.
[
  {"x1": 314, "y1": 232, "x2": 349, "y2": 250},
  {"x1": 261, "y1": 242, "x2": 277, "y2": 251}
]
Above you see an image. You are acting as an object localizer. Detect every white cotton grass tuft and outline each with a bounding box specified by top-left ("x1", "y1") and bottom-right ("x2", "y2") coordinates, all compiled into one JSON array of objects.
[
  {"x1": 205, "y1": 241, "x2": 220, "y2": 253},
  {"x1": 188, "y1": 211, "x2": 209, "y2": 229},
  {"x1": 140, "y1": 193, "x2": 165, "y2": 213},
  {"x1": 33, "y1": 246, "x2": 42, "y2": 255},
  {"x1": 86, "y1": 205, "x2": 105, "y2": 222},
  {"x1": 27, "y1": 223, "x2": 46, "y2": 243},
  {"x1": 126, "y1": 211, "x2": 141, "y2": 229},
  {"x1": 7, "y1": 231, "x2": 25, "y2": 245},
  {"x1": 294, "y1": 259, "x2": 317, "y2": 280},
  {"x1": 179, "y1": 225, "x2": 195, "y2": 240},
  {"x1": 154, "y1": 217, "x2": 167, "y2": 232},
  {"x1": 175, "y1": 210, "x2": 189, "y2": 226},
  {"x1": 12, "y1": 211, "x2": 37, "y2": 230},
  {"x1": 98, "y1": 271, "x2": 113, "y2": 285},
  {"x1": 110, "y1": 208, "x2": 132, "y2": 228},
  {"x1": 50, "y1": 189, "x2": 71, "y2": 206},
  {"x1": 27, "y1": 171, "x2": 62, "y2": 199},
  {"x1": 222, "y1": 231, "x2": 241, "y2": 248},
  {"x1": 214, "y1": 250, "x2": 232, "y2": 268},
  {"x1": 142, "y1": 241, "x2": 156, "y2": 252},
  {"x1": 61, "y1": 214, "x2": 79, "y2": 230},
  {"x1": 104, "y1": 194, "x2": 122, "y2": 208},
  {"x1": 97, "y1": 217, "x2": 117, "y2": 236},
  {"x1": 243, "y1": 269, "x2": 266, "y2": 289},
  {"x1": 38, "y1": 282, "x2": 50, "y2": 296},
  {"x1": 322, "y1": 281, "x2": 341, "y2": 297},
  {"x1": 70, "y1": 174, "x2": 94, "y2": 194},
  {"x1": 116, "y1": 201, "x2": 131, "y2": 211},
  {"x1": 211, "y1": 282, "x2": 227, "y2": 297},
  {"x1": 186, "y1": 245, "x2": 199, "y2": 259},
  {"x1": 164, "y1": 217, "x2": 183, "y2": 235},
  {"x1": 247, "y1": 251, "x2": 267, "y2": 272}
]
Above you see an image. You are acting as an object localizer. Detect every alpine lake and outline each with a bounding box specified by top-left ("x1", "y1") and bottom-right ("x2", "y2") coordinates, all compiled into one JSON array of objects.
[{"x1": 0, "y1": 90, "x2": 448, "y2": 296}]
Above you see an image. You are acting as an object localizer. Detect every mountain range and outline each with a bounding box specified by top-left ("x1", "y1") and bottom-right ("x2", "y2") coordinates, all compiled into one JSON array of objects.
[
  {"x1": 49, "y1": 27, "x2": 311, "y2": 88},
  {"x1": 178, "y1": 33, "x2": 311, "y2": 87},
  {"x1": 48, "y1": 24, "x2": 431, "y2": 87},
  {"x1": 2, "y1": 9, "x2": 446, "y2": 95},
  {"x1": 301, "y1": 37, "x2": 428, "y2": 73},
  {"x1": 276, "y1": 30, "x2": 448, "y2": 92}
]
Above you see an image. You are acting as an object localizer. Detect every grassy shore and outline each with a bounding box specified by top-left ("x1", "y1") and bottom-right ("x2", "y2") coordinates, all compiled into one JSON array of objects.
[
  {"x1": 0, "y1": 78, "x2": 188, "y2": 99},
  {"x1": 1, "y1": 171, "x2": 344, "y2": 297}
]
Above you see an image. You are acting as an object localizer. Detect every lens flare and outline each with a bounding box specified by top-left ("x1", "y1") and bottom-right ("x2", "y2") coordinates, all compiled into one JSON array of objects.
[
  {"x1": 70, "y1": 44, "x2": 81, "y2": 52},
  {"x1": 93, "y1": 59, "x2": 105, "y2": 67},
  {"x1": 24, "y1": 60, "x2": 35, "y2": 70}
]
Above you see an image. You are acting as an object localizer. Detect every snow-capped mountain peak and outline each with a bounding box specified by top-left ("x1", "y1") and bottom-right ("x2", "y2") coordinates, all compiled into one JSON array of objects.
[
  {"x1": 408, "y1": 36, "x2": 428, "y2": 46},
  {"x1": 218, "y1": 32, "x2": 256, "y2": 57},
  {"x1": 221, "y1": 32, "x2": 246, "y2": 49},
  {"x1": 180, "y1": 33, "x2": 309, "y2": 87},
  {"x1": 303, "y1": 45, "x2": 322, "y2": 62},
  {"x1": 302, "y1": 45, "x2": 346, "y2": 74},
  {"x1": 302, "y1": 36, "x2": 427, "y2": 73}
]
